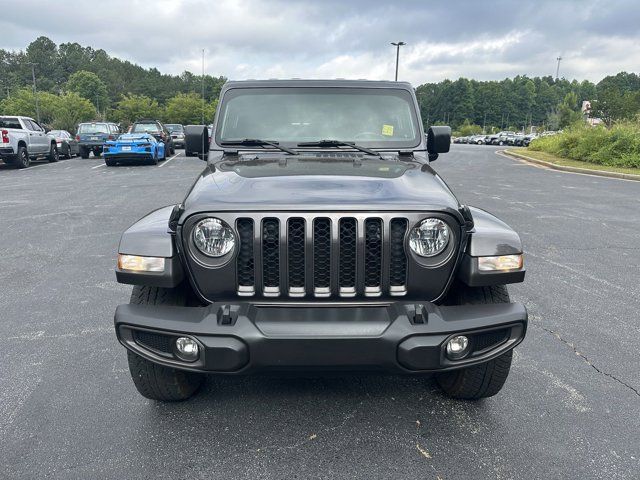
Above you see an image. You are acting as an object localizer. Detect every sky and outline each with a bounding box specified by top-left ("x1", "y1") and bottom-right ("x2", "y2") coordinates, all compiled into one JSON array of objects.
[{"x1": 2, "y1": 0, "x2": 639, "y2": 85}]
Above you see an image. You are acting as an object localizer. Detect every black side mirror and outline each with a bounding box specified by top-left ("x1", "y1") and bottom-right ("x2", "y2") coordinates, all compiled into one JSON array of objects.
[
  {"x1": 426, "y1": 126, "x2": 451, "y2": 161},
  {"x1": 184, "y1": 125, "x2": 210, "y2": 160}
]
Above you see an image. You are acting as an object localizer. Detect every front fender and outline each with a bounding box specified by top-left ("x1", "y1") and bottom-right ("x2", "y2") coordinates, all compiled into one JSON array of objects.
[
  {"x1": 457, "y1": 207, "x2": 525, "y2": 287},
  {"x1": 116, "y1": 206, "x2": 184, "y2": 287}
]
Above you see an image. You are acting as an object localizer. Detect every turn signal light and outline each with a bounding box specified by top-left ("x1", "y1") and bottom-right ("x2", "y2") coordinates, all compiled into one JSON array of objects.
[
  {"x1": 478, "y1": 254, "x2": 523, "y2": 272},
  {"x1": 1, "y1": 130, "x2": 9, "y2": 143},
  {"x1": 117, "y1": 254, "x2": 165, "y2": 272}
]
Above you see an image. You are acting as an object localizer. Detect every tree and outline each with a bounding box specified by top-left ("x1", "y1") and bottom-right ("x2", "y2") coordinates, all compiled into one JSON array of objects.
[
  {"x1": 66, "y1": 70, "x2": 109, "y2": 112},
  {"x1": 112, "y1": 94, "x2": 162, "y2": 126},
  {"x1": 164, "y1": 93, "x2": 217, "y2": 125},
  {"x1": 52, "y1": 92, "x2": 96, "y2": 132},
  {"x1": 0, "y1": 87, "x2": 60, "y2": 125},
  {"x1": 557, "y1": 92, "x2": 582, "y2": 128}
]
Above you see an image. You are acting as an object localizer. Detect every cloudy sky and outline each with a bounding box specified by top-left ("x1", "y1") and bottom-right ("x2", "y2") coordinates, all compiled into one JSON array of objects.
[{"x1": 2, "y1": 0, "x2": 639, "y2": 84}]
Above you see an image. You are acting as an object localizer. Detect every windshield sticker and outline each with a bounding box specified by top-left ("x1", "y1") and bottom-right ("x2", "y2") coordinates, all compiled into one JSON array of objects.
[{"x1": 381, "y1": 124, "x2": 394, "y2": 136}]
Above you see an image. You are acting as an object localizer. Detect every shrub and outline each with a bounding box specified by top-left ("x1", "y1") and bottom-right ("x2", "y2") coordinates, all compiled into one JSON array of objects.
[{"x1": 529, "y1": 121, "x2": 640, "y2": 169}]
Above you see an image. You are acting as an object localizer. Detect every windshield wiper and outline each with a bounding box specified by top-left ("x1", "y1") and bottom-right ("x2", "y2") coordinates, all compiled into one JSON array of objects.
[
  {"x1": 296, "y1": 140, "x2": 381, "y2": 157},
  {"x1": 219, "y1": 138, "x2": 297, "y2": 155}
]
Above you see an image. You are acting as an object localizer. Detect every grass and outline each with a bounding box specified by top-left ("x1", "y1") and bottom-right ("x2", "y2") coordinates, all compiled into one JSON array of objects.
[{"x1": 505, "y1": 148, "x2": 640, "y2": 176}]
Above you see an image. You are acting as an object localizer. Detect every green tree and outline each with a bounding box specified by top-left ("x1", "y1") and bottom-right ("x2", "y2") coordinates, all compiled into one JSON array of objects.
[
  {"x1": 0, "y1": 87, "x2": 60, "y2": 125},
  {"x1": 66, "y1": 70, "x2": 109, "y2": 112},
  {"x1": 52, "y1": 92, "x2": 96, "y2": 132},
  {"x1": 558, "y1": 92, "x2": 583, "y2": 128},
  {"x1": 164, "y1": 93, "x2": 217, "y2": 125},
  {"x1": 112, "y1": 94, "x2": 162, "y2": 127}
]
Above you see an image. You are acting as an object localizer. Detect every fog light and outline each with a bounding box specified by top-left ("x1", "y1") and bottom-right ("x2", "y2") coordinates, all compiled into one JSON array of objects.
[
  {"x1": 175, "y1": 337, "x2": 199, "y2": 362},
  {"x1": 446, "y1": 335, "x2": 470, "y2": 360}
]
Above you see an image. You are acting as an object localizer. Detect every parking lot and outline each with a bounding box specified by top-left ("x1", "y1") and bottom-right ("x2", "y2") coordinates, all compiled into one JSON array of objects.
[{"x1": 1, "y1": 145, "x2": 639, "y2": 479}]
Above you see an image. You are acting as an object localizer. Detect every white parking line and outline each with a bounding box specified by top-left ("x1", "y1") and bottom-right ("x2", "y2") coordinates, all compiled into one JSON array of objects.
[
  {"x1": 91, "y1": 163, "x2": 106, "y2": 169},
  {"x1": 158, "y1": 152, "x2": 181, "y2": 167},
  {"x1": 19, "y1": 162, "x2": 54, "y2": 171}
]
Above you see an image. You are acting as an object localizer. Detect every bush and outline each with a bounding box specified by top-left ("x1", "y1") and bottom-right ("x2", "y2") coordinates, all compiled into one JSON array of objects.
[{"x1": 529, "y1": 121, "x2": 640, "y2": 168}]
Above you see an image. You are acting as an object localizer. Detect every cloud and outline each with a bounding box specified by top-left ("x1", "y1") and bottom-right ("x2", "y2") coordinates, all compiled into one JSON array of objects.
[{"x1": 1, "y1": 0, "x2": 639, "y2": 85}]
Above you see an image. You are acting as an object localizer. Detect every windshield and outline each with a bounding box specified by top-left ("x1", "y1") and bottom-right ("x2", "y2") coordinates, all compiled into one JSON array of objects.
[
  {"x1": 166, "y1": 124, "x2": 183, "y2": 133},
  {"x1": 78, "y1": 123, "x2": 109, "y2": 134},
  {"x1": 132, "y1": 123, "x2": 161, "y2": 133},
  {"x1": 216, "y1": 87, "x2": 421, "y2": 148}
]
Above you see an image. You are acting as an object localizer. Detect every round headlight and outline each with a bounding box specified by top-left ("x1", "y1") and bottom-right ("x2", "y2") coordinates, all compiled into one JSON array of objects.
[
  {"x1": 409, "y1": 218, "x2": 450, "y2": 257},
  {"x1": 192, "y1": 218, "x2": 235, "y2": 257}
]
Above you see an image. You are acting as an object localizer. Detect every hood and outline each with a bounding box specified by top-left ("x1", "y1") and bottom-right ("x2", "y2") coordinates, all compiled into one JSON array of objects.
[{"x1": 182, "y1": 153, "x2": 461, "y2": 214}]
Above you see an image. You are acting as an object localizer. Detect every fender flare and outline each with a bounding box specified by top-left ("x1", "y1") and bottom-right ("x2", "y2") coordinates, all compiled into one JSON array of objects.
[{"x1": 116, "y1": 205, "x2": 184, "y2": 287}]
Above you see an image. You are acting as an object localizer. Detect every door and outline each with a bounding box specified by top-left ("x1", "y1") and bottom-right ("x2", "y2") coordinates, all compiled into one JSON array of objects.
[{"x1": 23, "y1": 119, "x2": 48, "y2": 154}]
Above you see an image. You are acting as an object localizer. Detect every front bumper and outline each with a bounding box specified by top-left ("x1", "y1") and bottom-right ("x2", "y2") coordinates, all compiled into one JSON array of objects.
[{"x1": 114, "y1": 301, "x2": 527, "y2": 374}]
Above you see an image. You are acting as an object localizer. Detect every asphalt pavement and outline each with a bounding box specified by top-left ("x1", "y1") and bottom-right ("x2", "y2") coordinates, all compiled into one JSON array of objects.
[{"x1": 0, "y1": 146, "x2": 638, "y2": 479}]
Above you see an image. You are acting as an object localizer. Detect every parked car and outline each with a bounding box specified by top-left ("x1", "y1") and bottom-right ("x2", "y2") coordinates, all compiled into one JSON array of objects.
[
  {"x1": 103, "y1": 133, "x2": 166, "y2": 166},
  {"x1": 522, "y1": 134, "x2": 538, "y2": 147},
  {"x1": 469, "y1": 135, "x2": 485, "y2": 145},
  {"x1": 130, "y1": 119, "x2": 175, "y2": 155},
  {"x1": 0, "y1": 115, "x2": 59, "y2": 168},
  {"x1": 488, "y1": 131, "x2": 516, "y2": 146},
  {"x1": 113, "y1": 79, "x2": 527, "y2": 403},
  {"x1": 49, "y1": 130, "x2": 79, "y2": 159},
  {"x1": 166, "y1": 124, "x2": 185, "y2": 149},
  {"x1": 77, "y1": 121, "x2": 120, "y2": 158}
]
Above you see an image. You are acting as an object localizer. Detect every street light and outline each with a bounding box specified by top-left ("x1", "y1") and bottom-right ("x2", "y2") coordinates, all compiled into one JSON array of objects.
[
  {"x1": 26, "y1": 62, "x2": 41, "y2": 124},
  {"x1": 391, "y1": 42, "x2": 406, "y2": 81},
  {"x1": 555, "y1": 56, "x2": 562, "y2": 80}
]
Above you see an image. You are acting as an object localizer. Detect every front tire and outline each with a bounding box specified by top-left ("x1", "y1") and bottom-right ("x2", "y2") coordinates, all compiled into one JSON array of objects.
[
  {"x1": 126, "y1": 285, "x2": 204, "y2": 401},
  {"x1": 436, "y1": 285, "x2": 514, "y2": 400}
]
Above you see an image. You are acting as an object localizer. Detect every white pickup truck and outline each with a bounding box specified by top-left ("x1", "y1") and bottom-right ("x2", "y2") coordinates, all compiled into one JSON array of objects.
[{"x1": 0, "y1": 116, "x2": 59, "y2": 168}]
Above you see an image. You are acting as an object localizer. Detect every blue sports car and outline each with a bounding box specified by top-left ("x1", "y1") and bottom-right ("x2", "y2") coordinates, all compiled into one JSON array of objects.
[{"x1": 103, "y1": 133, "x2": 166, "y2": 166}]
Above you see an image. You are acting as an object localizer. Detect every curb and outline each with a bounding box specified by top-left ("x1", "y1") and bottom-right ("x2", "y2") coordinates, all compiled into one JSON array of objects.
[{"x1": 501, "y1": 149, "x2": 640, "y2": 182}]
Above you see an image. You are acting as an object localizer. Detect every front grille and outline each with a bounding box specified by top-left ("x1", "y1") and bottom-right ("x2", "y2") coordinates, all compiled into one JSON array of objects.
[{"x1": 235, "y1": 215, "x2": 410, "y2": 298}]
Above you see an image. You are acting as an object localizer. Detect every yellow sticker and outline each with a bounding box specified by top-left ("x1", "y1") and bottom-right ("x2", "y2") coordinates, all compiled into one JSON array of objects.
[{"x1": 381, "y1": 124, "x2": 394, "y2": 136}]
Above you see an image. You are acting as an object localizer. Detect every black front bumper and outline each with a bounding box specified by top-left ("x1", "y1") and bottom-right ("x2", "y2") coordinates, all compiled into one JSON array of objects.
[{"x1": 115, "y1": 301, "x2": 527, "y2": 374}]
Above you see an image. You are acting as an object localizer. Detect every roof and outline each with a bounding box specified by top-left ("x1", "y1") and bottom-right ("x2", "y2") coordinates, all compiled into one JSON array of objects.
[{"x1": 221, "y1": 79, "x2": 414, "y2": 90}]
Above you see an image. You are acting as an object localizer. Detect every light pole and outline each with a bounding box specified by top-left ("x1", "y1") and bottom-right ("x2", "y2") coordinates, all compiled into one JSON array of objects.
[
  {"x1": 391, "y1": 42, "x2": 406, "y2": 81},
  {"x1": 555, "y1": 56, "x2": 562, "y2": 80},
  {"x1": 201, "y1": 48, "x2": 205, "y2": 125},
  {"x1": 27, "y1": 62, "x2": 41, "y2": 124}
]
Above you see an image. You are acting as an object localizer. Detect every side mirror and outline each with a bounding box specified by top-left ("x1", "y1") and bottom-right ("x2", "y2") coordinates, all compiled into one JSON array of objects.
[
  {"x1": 184, "y1": 125, "x2": 210, "y2": 160},
  {"x1": 426, "y1": 126, "x2": 451, "y2": 161}
]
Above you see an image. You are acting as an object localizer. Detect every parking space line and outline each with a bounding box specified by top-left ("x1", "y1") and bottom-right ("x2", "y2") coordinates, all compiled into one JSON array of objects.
[
  {"x1": 18, "y1": 162, "x2": 54, "y2": 171},
  {"x1": 92, "y1": 163, "x2": 106, "y2": 169},
  {"x1": 158, "y1": 152, "x2": 181, "y2": 167}
]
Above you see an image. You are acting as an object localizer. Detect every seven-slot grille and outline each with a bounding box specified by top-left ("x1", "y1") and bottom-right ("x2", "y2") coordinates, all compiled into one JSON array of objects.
[{"x1": 235, "y1": 216, "x2": 409, "y2": 298}]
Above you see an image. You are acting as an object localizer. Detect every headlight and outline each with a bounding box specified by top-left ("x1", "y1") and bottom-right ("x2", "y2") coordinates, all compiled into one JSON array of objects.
[
  {"x1": 409, "y1": 218, "x2": 450, "y2": 257},
  {"x1": 192, "y1": 218, "x2": 235, "y2": 257}
]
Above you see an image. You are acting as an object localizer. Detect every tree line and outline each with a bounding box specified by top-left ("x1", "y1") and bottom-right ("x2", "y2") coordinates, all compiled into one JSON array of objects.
[
  {"x1": 0, "y1": 36, "x2": 225, "y2": 131},
  {"x1": 1, "y1": 37, "x2": 639, "y2": 134},
  {"x1": 416, "y1": 72, "x2": 640, "y2": 134}
]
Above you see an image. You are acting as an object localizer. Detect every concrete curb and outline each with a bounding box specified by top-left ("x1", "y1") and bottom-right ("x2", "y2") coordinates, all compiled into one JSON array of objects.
[{"x1": 501, "y1": 149, "x2": 640, "y2": 182}]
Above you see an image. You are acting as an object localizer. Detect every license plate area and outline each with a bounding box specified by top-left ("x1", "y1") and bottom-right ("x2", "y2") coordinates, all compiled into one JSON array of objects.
[{"x1": 122, "y1": 146, "x2": 131, "y2": 151}]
